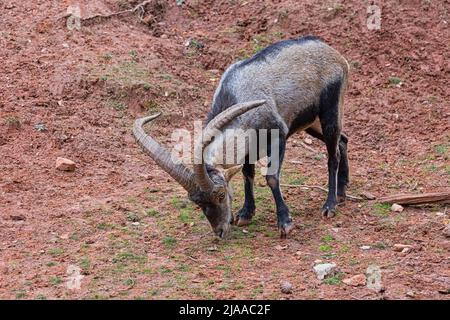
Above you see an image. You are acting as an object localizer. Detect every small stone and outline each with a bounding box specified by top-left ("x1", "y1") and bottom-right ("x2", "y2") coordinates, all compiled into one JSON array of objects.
[
  {"x1": 60, "y1": 233, "x2": 69, "y2": 240},
  {"x1": 313, "y1": 263, "x2": 337, "y2": 280},
  {"x1": 314, "y1": 259, "x2": 323, "y2": 264},
  {"x1": 207, "y1": 246, "x2": 218, "y2": 252},
  {"x1": 343, "y1": 274, "x2": 366, "y2": 287},
  {"x1": 304, "y1": 138, "x2": 313, "y2": 145},
  {"x1": 435, "y1": 212, "x2": 445, "y2": 217},
  {"x1": 366, "y1": 264, "x2": 383, "y2": 292},
  {"x1": 280, "y1": 281, "x2": 293, "y2": 294},
  {"x1": 56, "y1": 157, "x2": 76, "y2": 171},
  {"x1": 442, "y1": 224, "x2": 450, "y2": 238},
  {"x1": 393, "y1": 244, "x2": 413, "y2": 252},
  {"x1": 131, "y1": 222, "x2": 140, "y2": 226},
  {"x1": 10, "y1": 214, "x2": 26, "y2": 221},
  {"x1": 391, "y1": 203, "x2": 404, "y2": 212},
  {"x1": 406, "y1": 291, "x2": 415, "y2": 298},
  {"x1": 242, "y1": 229, "x2": 248, "y2": 234},
  {"x1": 360, "y1": 191, "x2": 376, "y2": 200},
  {"x1": 360, "y1": 245, "x2": 371, "y2": 250},
  {"x1": 275, "y1": 244, "x2": 288, "y2": 251},
  {"x1": 34, "y1": 123, "x2": 47, "y2": 132}
]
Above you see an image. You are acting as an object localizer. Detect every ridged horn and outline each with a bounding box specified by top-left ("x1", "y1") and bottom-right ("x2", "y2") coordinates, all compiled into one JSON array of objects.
[
  {"x1": 193, "y1": 100, "x2": 266, "y2": 192},
  {"x1": 133, "y1": 113, "x2": 198, "y2": 194}
]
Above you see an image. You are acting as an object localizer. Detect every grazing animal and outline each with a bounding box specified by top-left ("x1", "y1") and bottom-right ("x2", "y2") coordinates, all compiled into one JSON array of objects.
[{"x1": 134, "y1": 36, "x2": 350, "y2": 239}]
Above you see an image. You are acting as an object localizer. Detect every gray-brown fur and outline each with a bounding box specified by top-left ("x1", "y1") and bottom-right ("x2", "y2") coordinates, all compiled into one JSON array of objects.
[
  {"x1": 205, "y1": 36, "x2": 349, "y2": 237},
  {"x1": 134, "y1": 35, "x2": 350, "y2": 239}
]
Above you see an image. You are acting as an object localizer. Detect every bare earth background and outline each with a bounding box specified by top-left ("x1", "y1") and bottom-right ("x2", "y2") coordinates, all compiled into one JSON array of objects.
[{"x1": 0, "y1": 0, "x2": 449, "y2": 299}]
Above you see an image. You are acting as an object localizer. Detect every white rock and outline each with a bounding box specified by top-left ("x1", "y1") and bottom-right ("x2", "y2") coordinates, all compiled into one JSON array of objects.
[
  {"x1": 66, "y1": 265, "x2": 84, "y2": 290},
  {"x1": 442, "y1": 224, "x2": 450, "y2": 238},
  {"x1": 313, "y1": 263, "x2": 337, "y2": 280},
  {"x1": 304, "y1": 138, "x2": 313, "y2": 145},
  {"x1": 393, "y1": 244, "x2": 413, "y2": 252},
  {"x1": 360, "y1": 245, "x2": 371, "y2": 250},
  {"x1": 391, "y1": 203, "x2": 404, "y2": 212},
  {"x1": 366, "y1": 264, "x2": 383, "y2": 292}
]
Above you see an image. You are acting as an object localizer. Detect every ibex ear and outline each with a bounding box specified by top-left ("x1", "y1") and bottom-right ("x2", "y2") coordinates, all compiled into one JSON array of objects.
[{"x1": 224, "y1": 165, "x2": 243, "y2": 182}]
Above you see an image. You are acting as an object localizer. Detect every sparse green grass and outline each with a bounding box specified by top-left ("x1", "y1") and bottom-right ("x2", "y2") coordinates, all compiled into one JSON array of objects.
[
  {"x1": 46, "y1": 261, "x2": 56, "y2": 267},
  {"x1": 79, "y1": 258, "x2": 91, "y2": 271},
  {"x1": 124, "y1": 278, "x2": 136, "y2": 287},
  {"x1": 112, "y1": 252, "x2": 146, "y2": 264},
  {"x1": 48, "y1": 248, "x2": 64, "y2": 257},
  {"x1": 372, "y1": 203, "x2": 391, "y2": 216},
  {"x1": 434, "y1": 144, "x2": 448, "y2": 157},
  {"x1": 323, "y1": 272, "x2": 343, "y2": 285},
  {"x1": 388, "y1": 76, "x2": 403, "y2": 86},
  {"x1": 126, "y1": 212, "x2": 141, "y2": 222},
  {"x1": 49, "y1": 276, "x2": 62, "y2": 286},
  {"x1": 321, "y1": 234, "x2": 335, "y2": 243},
  {"x1": 373, "y1": 242, "x2": 387, "y2": 250},
  {"x1": 319, "y1": 244, "x2": 332, "y2": 252},
  {"x1": 106, "y1": 99, "x2": 127, "y2": 111},
  {"x1": 97, "y1": 222, "x2": 115, "y2": 230},
  {"x1": 158, "y1": 266, "x2": 172, "y2": 274},
  {"x1": 35, "y1": 294, "x2": 47, "y2": 300},
  {"x1": 162, "y1": 236, "x2": 177, "y2": 248},
  {"x1": 146, "y1": 209, "x2": 159, "y2": 217}
]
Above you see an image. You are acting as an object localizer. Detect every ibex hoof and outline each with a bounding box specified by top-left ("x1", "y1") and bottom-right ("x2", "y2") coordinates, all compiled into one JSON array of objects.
[
  {"x1": 235, "y1": 217, "x2": 251, "y2": 227},
  {"x1": 321, "y1": 206, "x2": 337, "y2": 218},
  {"x1": 279, "y1": 222, "x2": 295, "y2": 238}
]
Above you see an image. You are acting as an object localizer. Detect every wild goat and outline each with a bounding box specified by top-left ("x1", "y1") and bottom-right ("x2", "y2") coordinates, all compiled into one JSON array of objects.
[{"x1": 134, "y1": 36, "x2": 349, "y2": 239}]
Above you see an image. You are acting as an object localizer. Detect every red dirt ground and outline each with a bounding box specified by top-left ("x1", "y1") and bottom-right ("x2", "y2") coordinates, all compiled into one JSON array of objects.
[{"x1": 0, "y1": 0, "x2": 449, "y2": 299}]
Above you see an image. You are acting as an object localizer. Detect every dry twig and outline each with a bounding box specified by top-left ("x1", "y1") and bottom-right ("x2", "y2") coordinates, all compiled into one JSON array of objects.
[{"x1": 281, "y1": 184, "x2": 364, "y2": 201}]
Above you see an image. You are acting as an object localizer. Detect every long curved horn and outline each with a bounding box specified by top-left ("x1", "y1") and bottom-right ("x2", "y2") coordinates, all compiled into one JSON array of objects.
[
  {"x1": 133, "y1": 113, "x2": 198, "y2": 194},
  {"x1": 193, "y1": 100, "x2": 266, "y2": 192}
]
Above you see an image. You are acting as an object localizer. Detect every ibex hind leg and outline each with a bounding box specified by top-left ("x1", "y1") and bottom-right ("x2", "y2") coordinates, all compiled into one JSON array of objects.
[
  {"x1": 305, "y1": 129, "x2": 349, "y2": 205},
  {"x1": 316, "y1": 79, "x2": 345, "y2": 218}
]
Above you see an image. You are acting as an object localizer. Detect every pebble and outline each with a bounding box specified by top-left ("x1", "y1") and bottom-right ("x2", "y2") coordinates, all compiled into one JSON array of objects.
[
  {"x1": 313, "y1": 263, "x2": 337, "y2": 280},
  {"x1": 280, "y1": 281, "x2": 293, "y2": 294},
  {"x1": 366, "y1": 264, "x2": 383, "y2": 292},
  {"x1": 393, "y1": 244, "x2": 413, "y2": 252},
  {"x1": 442, "y1": 224, "x2": 450, "y2": 238},
  {"x1": 360, "y1": 245, "x2": 371, "y2": 250},
  {"x1": 56, "y1": 157, "x2": 76, "y2": 171},
  {"x1": 391, "y1": 203, "x2": 404, "y2": 212},
  {"x1": 406, "y1": 291, "x2": 415, "y2": 298},
  {"x1": 343, "y1": 274, "x2": 366, "y2": 287},
  {"x1": 304, "y1": 138, "x2": 313, "y2": 145},
  {"x1": 360, "y1": 191, "x2": 376, "y2": 200}
]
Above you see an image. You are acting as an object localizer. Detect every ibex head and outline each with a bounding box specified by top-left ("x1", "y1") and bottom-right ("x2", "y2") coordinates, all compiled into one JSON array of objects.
[{"x1": 133, "y1": 100, "x2": 265, "y2": 238}]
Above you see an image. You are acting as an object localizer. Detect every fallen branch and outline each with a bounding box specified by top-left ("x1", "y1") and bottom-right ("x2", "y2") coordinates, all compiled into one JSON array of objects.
[
  {"x1": 85, "y1": 0, "x2": 152, "y2": 21},
  {"x1": 377, "y1": 191, "x2": 450, "y2": 205},
  {"x1": 280, "y1": 184, "x2": 364, "y2": 201},
  {"x1": 58, "y1": 0, "x2": 153, "y2": 22},
  {"x1": 299, "y1": 142, "x2": 319, "y2": 154}
]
